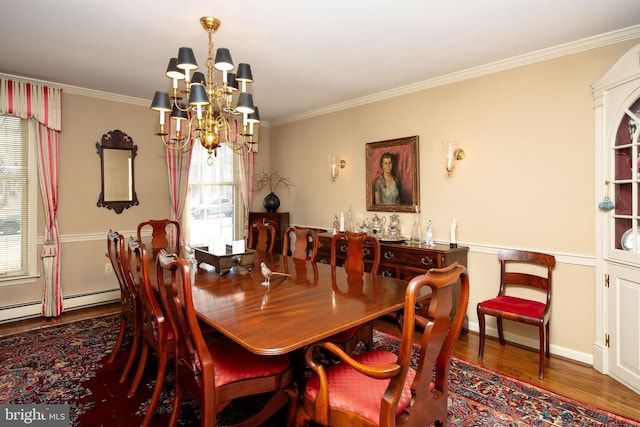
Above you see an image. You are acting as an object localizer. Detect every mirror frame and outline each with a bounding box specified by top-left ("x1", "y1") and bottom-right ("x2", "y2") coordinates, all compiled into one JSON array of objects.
[{"x1": 96, "y1": 129, "x2": 139, "y2": 214}]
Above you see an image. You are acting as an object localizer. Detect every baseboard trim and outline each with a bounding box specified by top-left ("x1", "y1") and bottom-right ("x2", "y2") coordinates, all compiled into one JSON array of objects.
[{"x1": 0, "y1": 289, "x2": 119, "y2": 323}]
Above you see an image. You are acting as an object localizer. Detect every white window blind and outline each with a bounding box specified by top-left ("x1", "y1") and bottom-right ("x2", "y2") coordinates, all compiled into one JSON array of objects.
[{"x1": 0, "y1": 115, "x2": 29, "y2": 278}]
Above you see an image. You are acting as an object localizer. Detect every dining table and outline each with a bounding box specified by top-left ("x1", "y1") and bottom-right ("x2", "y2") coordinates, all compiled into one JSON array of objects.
[{"x1": 188, "y1": 250, "x2": 431, "y2": 356}]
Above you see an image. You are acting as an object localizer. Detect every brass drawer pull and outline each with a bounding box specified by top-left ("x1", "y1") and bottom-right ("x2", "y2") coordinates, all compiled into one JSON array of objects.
[
  {"x1": 340, "y1": 244, "x2": 348, "y2": 253},
  {"x1": 384, "y1": 251, "x2": 394, "y2": 260},
  {"x1": 363, "y1": 247, "x2": 371, "y2": 256},
  {"x1": 382, "y1": 270, "x2": 393, "y2": 277},
  {"x1": 421, "y1": 256, "x2": 433, "y2": 266}
]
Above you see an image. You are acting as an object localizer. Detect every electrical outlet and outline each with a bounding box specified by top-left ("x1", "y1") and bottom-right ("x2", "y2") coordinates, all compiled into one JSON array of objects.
[{"x1": 105, "y1": 262, "x2": 113, "y2": 274}]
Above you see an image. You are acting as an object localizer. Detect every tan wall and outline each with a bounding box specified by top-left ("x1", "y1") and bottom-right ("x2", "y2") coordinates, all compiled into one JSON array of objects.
[
  {"x1": 0, "y1": 92, "x2": 170, "y2": 311},
  {"x1": 260, "y1": 40, "x2": 639, "y2": 360}
]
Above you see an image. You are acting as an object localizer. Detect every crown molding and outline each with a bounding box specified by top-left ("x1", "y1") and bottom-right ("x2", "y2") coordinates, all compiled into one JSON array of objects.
[{"x1": 272, "y1": 25, "x2": 640, "y2": 127}]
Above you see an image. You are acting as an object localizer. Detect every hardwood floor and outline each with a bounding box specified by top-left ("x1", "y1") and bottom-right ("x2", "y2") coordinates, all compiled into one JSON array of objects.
[{"x1": 2, "y1": 303, "x2": 639, "y2": 421}]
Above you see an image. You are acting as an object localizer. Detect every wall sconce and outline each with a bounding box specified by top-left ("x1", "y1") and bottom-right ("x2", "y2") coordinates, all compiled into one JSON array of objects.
[
  {"x1": 443, "y1": 140, "x2": 465, "y2": 175},
  {"x1": 329, "y1": 154, "x2": 346, "y2": 181}
]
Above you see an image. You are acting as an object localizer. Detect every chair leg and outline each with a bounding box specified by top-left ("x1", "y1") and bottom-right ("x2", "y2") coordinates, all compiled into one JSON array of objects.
[
  {"x1": 108, "y1": 316, "x2": 127, "y2": 363},
  {"x1": 127, "y1": 341, "x2": 149, "y2": 393},
  {"x1": 538, "y1": 323, "x2": 545, "y2": 380},
  {"x1": 284, "y1": 385, "x2": 299, "y2": 427},
  {"x1": 141, "y1": 350, "x2": 169, "y2": 427},
  {"x1": 496, "y1": 318, "x2": 505, "y2": 345},
  {"x1": 545, "y1": 321, "x2": 551, "y2": 358},
  {"x1": 119, "y1": 320, "x2": 141, "y2": 383},
  {"x1": 477, "y1": 311, "x2": 486, "y2": 360},
  {"x1": 364, "y1": 322, "x2": 373, "y2": 351},
  {"x1": 167, "y1": 375, "x2": 184, "y2": 427}
]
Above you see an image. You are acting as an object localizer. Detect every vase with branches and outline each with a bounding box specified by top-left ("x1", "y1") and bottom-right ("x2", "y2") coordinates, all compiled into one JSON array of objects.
[{"x1": 253, "y1": 170, "x2": 295, "y2": 212}]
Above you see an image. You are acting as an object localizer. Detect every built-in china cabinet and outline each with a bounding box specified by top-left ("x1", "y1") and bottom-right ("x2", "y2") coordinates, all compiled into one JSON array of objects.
[{"x1": 593, "y1": 42, "x2": 640, "y2": 393}]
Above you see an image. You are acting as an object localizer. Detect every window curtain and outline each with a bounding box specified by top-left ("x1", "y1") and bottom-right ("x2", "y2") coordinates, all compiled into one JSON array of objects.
[
  {"x1": 230, "y1": 118, "x2": 255, "y2": 239},
  {"x1": 0, "y1": 79, "x2": 63, "y2": 317},
  {"x1": 166, "y1": 138, "x2": 192, "y2": 249}
]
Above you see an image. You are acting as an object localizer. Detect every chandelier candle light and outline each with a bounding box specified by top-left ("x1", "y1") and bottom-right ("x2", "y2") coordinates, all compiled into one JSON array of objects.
[{"x1": 151, "y1": 16, "x2": 260, "y2": 164}]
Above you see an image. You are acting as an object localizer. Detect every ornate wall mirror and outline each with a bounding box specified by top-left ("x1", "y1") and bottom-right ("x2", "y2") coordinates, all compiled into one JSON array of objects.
[{"x1": 96, "y1": 129, "x2": 139, "y2": 214}]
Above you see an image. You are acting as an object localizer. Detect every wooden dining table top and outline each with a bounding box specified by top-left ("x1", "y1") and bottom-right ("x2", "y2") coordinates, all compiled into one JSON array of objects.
[{"x1": 189, "y1": 250, "x2": 430, "y2": 356}]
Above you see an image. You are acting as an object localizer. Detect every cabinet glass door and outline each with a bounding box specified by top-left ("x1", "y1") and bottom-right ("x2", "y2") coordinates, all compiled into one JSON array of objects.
[{"x1": 613, "y1": 97, "x2": 640, "y2": 253}]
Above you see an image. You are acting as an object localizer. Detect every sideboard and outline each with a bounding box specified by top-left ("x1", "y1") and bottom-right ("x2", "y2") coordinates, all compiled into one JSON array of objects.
[{"x1": 316, "y1": 232, "x2": 469, "y2": 331}]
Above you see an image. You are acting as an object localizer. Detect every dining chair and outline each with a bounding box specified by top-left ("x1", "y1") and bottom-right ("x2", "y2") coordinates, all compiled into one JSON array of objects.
[
  {"x1": 126, "y1": 238, "x2": 175, "y2": 427},
  {"x1": 155, "y1": 249, "x2": 298, "y2": 427},
  {"x1": 328, "y1": 231, "x2": 380, "y2": 354},
  {"x1": 477, "y1": 249, "x2": 556, "y2": 379},
  {"x1": 248, "y1": 219, "x2": 277, "y2": 253},
  {"x1": 106, "y1": 230, "x2": 141, "y2": 384},
  {"x1": 296, "y1": 262, "x2": 469, "y2": 427},
  {"x1": 283, "y1": 226, "x2": 319, "y2": 261},
  {"x1": 136, "y1": 219, "x2": 182, "y2": 259}
]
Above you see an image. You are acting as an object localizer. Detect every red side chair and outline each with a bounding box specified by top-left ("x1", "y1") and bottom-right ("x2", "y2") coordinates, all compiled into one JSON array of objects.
[
  {"x1": 248, "y1": 219, "x2": 277, "y2": 253},
  {"x1": 155, "y1": 250, "x2": 298, "y2": 427},
  {"x1": 136, "y1": 219, "x2": 182, "y2": 259},
  {"x1": 477, "y1": 249, "x2": 556, "y2": 379},
  {"x1": 328, "y1": 231, "x2": 380, "y2": 354},
  {"x1": 126, "y1": 238, "x2": 175, "y2": 426},
  {"x1": 297, "y1": 263, "x2": 469, "y2": 427},
  {"x1": 106, "y1": 230, "x2": 141, "y2": 383},
  {"x1": 283, "y1": 226, "x2": 319, "y2": 261}
]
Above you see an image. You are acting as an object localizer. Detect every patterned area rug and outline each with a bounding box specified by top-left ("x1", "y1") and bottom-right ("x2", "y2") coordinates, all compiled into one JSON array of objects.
[{"x1": 1, "y1": 313, "x2": 638, "y2": 426}]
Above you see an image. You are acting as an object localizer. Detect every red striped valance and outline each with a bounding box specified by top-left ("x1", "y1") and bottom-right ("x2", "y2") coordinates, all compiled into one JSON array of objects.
[{"x1": 0, "y1": 79, "x2": 62, "y2": 131}]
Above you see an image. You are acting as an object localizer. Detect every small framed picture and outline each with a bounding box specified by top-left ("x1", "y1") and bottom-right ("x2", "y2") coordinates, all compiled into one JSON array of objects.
[{"x1": 365, "y1": 135, "x2": 420, "y2": 213}]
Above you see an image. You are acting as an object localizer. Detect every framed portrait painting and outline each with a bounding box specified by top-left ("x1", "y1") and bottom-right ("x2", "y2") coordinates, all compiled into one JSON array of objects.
[{"x1": 366, "y1": 135, "x2": 419, "y2": 213}]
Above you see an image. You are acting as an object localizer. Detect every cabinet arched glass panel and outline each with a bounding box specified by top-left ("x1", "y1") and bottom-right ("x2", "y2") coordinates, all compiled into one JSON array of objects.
[{"x1": 613, "y1": 97, "x2": 640, "y2": 252}]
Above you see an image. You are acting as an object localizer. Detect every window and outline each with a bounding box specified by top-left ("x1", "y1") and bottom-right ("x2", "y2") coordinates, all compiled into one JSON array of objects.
[
  {"x1": 0, "y1": 115, "x2": 36, "y2": 282},
  {"x1": 186, "y1": 142, "x2": 242, "y2": 248}
]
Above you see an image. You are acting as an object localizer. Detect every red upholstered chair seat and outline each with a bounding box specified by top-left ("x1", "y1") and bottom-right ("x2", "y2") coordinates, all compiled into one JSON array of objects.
[
  {"x1": 201, "y1": 336, "x2": 291, "y2": 386},
  {"x1": 478, "y1": 295, "x2": 545, "y2": 319},
  {"x1": 304, "y1": 350, "x2": 416, "y2": 424}
]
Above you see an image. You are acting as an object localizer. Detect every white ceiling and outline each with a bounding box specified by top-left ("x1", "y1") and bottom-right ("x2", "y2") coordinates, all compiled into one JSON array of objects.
[{"x1": 1, "y1": 0, "x2": 640, "y2": 124}]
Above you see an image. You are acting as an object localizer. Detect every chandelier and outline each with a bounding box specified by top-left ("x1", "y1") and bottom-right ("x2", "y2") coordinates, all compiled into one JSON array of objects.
[{"x1": 150, "y1": 16, "x2": 260, "y2": 164}]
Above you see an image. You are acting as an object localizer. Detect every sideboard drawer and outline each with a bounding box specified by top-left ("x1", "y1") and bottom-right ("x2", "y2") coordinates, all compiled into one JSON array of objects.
[{"x1": 380, "y1": 247, "x2": 443, "y2": 270}]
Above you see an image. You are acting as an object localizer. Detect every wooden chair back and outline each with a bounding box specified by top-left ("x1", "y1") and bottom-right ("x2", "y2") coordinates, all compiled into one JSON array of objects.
[
  {"x1": 328, "y1": 232, "x2": 381, "y2": 354},
  {"x1": 331, "y1": 231, "x2": 380, "y2": 275},
  {"x1": 497, "y1": 249, "x2": 555, "y2": 303},
  {"x1": 155, "y1": 250, "x2": 298, "y2": 427},
  {"x1": 283, "y1": 226, "x2": 319, "y2": 261},
  {"x1": 106, "y1": 230, "x2": 141, "y2": 376},
  {"x1": 136, "y1": 219, "x2": 182, "y2": 258},
  {"x1": 298, "y1": 262, "x2": 469, "y2": 426},
  {"x1": 107, "y1": 230, "x2": 134, "y2": 312},
  {"x1": 248, "y1": 219, "x2": 277, "y2": 252},
  {"x1": 477, "y1": 248, "x2": 556, "y2": 379},
  {"x1": 127, "y1": 238, "x2": 175, "y2": 425}
]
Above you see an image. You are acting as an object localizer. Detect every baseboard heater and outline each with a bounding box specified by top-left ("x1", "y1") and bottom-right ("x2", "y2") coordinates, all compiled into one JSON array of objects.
[{"x1": 0, "y1": 288, "x2": 119, "y2": 324}]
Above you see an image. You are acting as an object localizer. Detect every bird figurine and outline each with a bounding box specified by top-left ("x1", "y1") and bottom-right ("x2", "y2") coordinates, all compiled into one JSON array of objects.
[{"x1": 260, "y1": 262, "x2": 290, "y2": 286}]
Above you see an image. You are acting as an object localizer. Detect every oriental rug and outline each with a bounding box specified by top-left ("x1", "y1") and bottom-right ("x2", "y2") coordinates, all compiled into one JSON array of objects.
[{"x1": 1, "y1": 313, "x2": 638, "y2": 426}]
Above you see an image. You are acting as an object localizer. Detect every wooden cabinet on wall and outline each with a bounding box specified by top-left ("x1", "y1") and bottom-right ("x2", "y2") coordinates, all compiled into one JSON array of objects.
[
  {"x1": 317, "y1": 232, "x2": 468, "y2": 329},
  {"x1": 248, "y1": 212, "x2": 290, "y2": 254}
]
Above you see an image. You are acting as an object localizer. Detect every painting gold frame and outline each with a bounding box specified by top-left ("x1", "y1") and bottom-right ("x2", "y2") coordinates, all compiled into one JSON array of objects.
[{"x1": 366, "y1": 135, "x2": 419, "y2": 213}]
